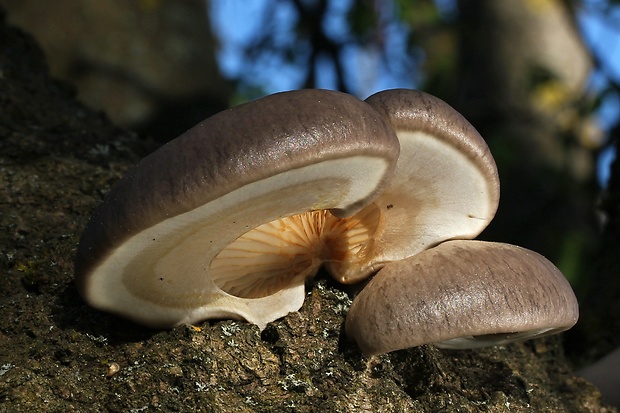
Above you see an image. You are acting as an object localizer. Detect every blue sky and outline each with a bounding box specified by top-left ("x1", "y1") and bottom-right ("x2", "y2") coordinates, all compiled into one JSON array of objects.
[
  {"x1": 209, "y1": 0, "x2": 417, "y2": 96},
  {"x1": 209, "y1": 0, "x2": 620, "y2": 185},
  {"x1": 578, "y1": 2, "x2": 620, "y2": 185}
]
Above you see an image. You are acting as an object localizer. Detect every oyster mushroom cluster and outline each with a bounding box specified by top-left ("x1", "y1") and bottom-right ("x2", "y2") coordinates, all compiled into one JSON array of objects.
[{"x1": 75, "y1": 89, "x2": 578, "y2": 355}]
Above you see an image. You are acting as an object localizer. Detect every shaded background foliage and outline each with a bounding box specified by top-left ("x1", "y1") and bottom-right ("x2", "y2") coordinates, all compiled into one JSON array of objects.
[
  {"x1": 4, "y1": 0, "x2": 613, "y2": 287},
  {"x1": 1, "y1": 0, "x2": 620, "y2": 405}
]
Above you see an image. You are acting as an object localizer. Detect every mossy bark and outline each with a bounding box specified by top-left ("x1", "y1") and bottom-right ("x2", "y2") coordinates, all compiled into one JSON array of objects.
[{"x1": 0, "y1": 11, "x2": 613, "y2": 412}]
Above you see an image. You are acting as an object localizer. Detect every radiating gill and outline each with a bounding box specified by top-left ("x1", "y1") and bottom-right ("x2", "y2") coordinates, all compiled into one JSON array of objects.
[
  {"x1": 209, "y1": 204, "x2": 381, "y2": 298},
  {"x1": 321, "y1": 204, "x2": 382, "y2": 283}
]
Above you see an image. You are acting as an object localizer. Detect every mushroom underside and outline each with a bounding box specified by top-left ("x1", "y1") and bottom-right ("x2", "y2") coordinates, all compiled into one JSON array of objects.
[
  {"x1": 75, "y1": 89, "x2": 409, "y2": 329},
  {"x1": 81, "y1": 156, "x2": 394, "y2": 329}
]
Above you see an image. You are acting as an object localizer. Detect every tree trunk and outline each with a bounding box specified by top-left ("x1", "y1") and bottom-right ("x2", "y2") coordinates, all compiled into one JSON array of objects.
[
  {"x1": 0, "y1": 0, "x2": 230, "y2": 140},
  {"x1": 453, "y1": 0, "x2": 599, "y2": 286},
  {"x1": 568, "y1": 119, "x2": 620, "y2": 368}
]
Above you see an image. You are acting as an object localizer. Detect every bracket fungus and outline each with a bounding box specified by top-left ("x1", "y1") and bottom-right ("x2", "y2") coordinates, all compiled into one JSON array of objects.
[{"x1": 75, "y1": 88, "x2": 578, "y2": 352}]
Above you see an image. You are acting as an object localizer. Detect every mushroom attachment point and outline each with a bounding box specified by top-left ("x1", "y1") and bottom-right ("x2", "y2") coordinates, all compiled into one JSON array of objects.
[
  {"x1": 75, "y1": 89, "x2": 400, "y2": 330},
  {"x1": 330, "y1": 89, "x2": 501, "y2": 283},
  {"x1": 345, "y1": 240, "x2": 579, "y2": 356}
]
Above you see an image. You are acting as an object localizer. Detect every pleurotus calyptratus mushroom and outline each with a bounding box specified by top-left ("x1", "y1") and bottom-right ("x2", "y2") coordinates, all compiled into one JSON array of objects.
[
  {"x1": 345, "y1": 240, "x2": 579, "y2": 355},
  {"x1": 75, "y1": 89, "x2": 400, "y2": 329},
  {"x1": 330, "y1": 89, "x2": 500, "y2": 281},
  {"x1": 214, "y1": 89, "x2": 502, "y2": 287},
  {"x1": 76, "y1": 88, "x2": 575, "y2": 346}
]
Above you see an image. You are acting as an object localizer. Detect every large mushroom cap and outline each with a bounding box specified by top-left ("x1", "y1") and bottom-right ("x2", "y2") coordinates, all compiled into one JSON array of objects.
[
  {"x1": 327, "y1": 89, "x2": 500, "y2": 283},
  {"x1": 345, "y1": 240, "x2": 579, "y2": 355},
  {"x1": 75, "y1": 89, "x2": 400, "y2": 329}
]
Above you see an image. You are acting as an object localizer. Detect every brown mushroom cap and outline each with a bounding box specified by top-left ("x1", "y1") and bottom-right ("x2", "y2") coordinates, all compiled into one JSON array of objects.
[
  {"x1": 75, "y1": 89, "x2": 400, "y2": 329},
  {"x1": 345, "y1": 240, "x2": 579, "y2": 355},
  {"x1": 326, "y1": 89, "x2": 500, "y2": 283}
]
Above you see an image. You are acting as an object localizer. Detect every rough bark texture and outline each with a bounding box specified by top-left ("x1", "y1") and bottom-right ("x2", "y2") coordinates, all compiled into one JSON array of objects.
[{"x1": 0, "y1": 11, "x2": 614, "y2": 412}]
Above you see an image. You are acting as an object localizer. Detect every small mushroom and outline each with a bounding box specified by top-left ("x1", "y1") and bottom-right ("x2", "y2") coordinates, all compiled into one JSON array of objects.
[
  {"x1": 326, "y1": 89, "x2": 500, "y2": 283},
  {"x1": 345, "y1": 240, "x2": 579, "y2": 355},
  {"x1": 75, "y1": 89, "x2": 400, "y2": 329}
]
